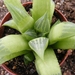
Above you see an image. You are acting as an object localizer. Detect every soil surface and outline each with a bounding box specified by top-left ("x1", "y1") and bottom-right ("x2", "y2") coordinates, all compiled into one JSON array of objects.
[{"x1": 0, "y1": 0, "x2": 75, "y2": 75}]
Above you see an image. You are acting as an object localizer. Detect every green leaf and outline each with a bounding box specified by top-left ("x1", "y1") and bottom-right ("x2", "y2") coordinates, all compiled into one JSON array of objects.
[
  {"x1": 32, "y1": 0, "x2": 55, "y2": 24},
  {"x1": 24, "y1": 51, "x2": 35, "y2": 65},
  {"x1": 22, "y1": 29, "x2": 37, "y2": 41},
  {"x1": 52, "y1": 36, "x2": 75, "y2": 49},
  {"x1": 3, "y1": 19, "x2": 18, "y2": 31},
  {"x1": 35, "y1": 48, "x2": 62, "y2": 75},
  {"x1": 49, "y1": 22, "x2": 75, "y2": 45},
  {"x1": 29, "y1": 37, "x2": 48, "y2": 60},
  {"x1": 49, "y1": 0, "x2": 55, "y2": 24},
  {"x1": 0, "y1": 50, "x2": 28, "y2": 64},
  {"x1": 34, "y1": 13, "x2": 50, "y2": 34},
  {"x1": 53, "y1": 19, "x2": 61, "y2": 26},
  {"x1": 0, "y1": 35, "x2": 29, "y2": 58},
  {"x1": 4, "y1": 0, "x2": 34, "y2": 33}
]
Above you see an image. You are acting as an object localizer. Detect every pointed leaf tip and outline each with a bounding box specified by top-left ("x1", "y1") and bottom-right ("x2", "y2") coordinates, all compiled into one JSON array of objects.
[{"x1": 34, "y1": 13, "x2": 50, "y2": 34}]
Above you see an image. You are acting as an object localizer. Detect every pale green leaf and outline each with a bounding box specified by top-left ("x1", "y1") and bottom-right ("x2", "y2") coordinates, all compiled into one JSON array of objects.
[
  {"x1": 52, "y1": 36, "x2": 75, "y2": 49},
  {"x1": 32, "y1": 0, "x2": 55, "y2": 24},
  {"x1": 22, "y1": 29, "x2": 37, "y2": 41},
  {"x1": 0, "y1": 35, "x2": 30, "y2": 64},
  {"x1": 49, "y1": 22, "x2": 75, "y2": 45},
  {"x1": 34, "y1": 13, "x2": 50, "y2": 34},
  {"x1": 4, "y1": 0, "x2": 34, "y2": 33},
  {"x1": 0, "y1": 50, "x2": 28, "y2": 64},
  {"x1": 49, "y1": 0, "x2": 55, "y2": 24},
  {"x1": 52, "y1": 19, "x2": 61, "y2": 26},
  {"x1": 0, "y1": 35, "x2": 30, "y2": 58},
  {"x1": 3, "y1": 19, "x2": 18, "y2": 31},
  {"x1": 35, "y1": 48, "x2": 62, "y2": 75},
  {"x1": 24, "y1": 51, "x2": 35, "y2": 65},
  {"x1": 29, "y1": 37, "x2": 48, "y2": 60}
]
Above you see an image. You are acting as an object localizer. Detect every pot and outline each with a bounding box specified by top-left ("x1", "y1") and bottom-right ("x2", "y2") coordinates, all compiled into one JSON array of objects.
[{"x1": 0, "y1": 2, "x2": 71, "y2": 75}]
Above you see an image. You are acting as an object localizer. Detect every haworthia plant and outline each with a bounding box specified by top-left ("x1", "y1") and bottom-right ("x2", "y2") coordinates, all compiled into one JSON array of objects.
[
  {"x1": 35, "y1": 48, "x2": 62, "y2": 75},
  {"x1": 4, "y1": 0, "x2": 34, "y2": 33},
  {"x1": 2, "y1": 0, "x2": 74, "y2": 75}
]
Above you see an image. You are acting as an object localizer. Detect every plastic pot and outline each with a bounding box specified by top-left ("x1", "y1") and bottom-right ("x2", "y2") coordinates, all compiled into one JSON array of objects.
[{"x1": 0, "y1": 2, "x2": 71, "y2": 75}]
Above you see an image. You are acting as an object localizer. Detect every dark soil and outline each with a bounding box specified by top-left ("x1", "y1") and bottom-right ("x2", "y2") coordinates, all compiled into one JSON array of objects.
[{"x1": 0, "y1": 0, "x2": 75, "y2": 75}]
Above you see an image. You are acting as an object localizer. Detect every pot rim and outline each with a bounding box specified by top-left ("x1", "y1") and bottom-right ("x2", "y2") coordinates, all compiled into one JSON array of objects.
[{"x1": 0, "y1": 2, "x2": 71, "y2": 75}]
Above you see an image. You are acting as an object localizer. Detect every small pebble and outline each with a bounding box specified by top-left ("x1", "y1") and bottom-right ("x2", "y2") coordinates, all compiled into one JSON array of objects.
[
  {"x1": 63, "y1": 70, "x2": 72, "y2": 75},
  {"x1": 12, "y1": 66, "x2": 16, "y2": 70}
]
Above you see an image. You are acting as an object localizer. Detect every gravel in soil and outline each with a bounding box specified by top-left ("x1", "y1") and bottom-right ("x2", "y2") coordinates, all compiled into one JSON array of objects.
[{"x1": 0, "y1": 0, "x2": 75, "y2": 75}]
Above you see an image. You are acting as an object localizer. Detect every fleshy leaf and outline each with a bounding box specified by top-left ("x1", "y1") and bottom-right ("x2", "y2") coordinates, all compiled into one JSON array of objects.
[
  {"x1": 0, "y1": 35, "x2": 29, "y2": 58},
  {"x1": 24, "y1": 51, "x2": 35, "y2": 65},
  {"x1": 35, "y1": 48, "x2": 62, "y2": 75},
  {"x1": 34, "y1": 13, "x2": 50, "y2": 34},
  {"x1": 32, "y1": 0, "x2": 55, "y2": 24},
  {"x1": 4, "y1": 0, "x2": 34, "y2": 33},
  {"x1": 29, "y1": 37, "x2": 48, "y2": 60},
  {"x1": 52, "y1": 19, "x2": 61, "y2": 26},
  {"x1": 3, "y1": 19, "x2": 18, "y2": 31},
  {"x1": 22, "y1": 29, "x2": 37, "y2": 41},
  {"x1": 52, "y1": 36, "x2": 75, "y2": 49},
  {"x1": 49, "y1": 0, "x2": 55, "y2": 24},
  {"x1": 49, "y1": 22, "x2": 75, "y2": 45},
  {"x1": 0, "y1": 50, "x2": 28, "y2": 64}
]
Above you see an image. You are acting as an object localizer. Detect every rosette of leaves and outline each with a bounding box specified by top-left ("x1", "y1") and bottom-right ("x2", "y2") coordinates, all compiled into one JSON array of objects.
[{"x1": 0, "y1": 0, "x2": 75, "y2": 75}]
